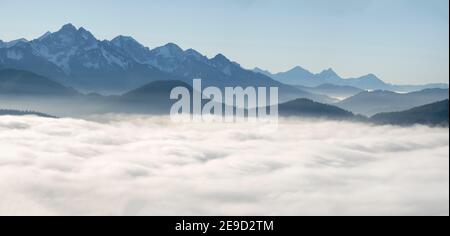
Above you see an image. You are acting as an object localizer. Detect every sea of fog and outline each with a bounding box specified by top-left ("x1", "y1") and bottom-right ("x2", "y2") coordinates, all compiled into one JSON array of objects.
[{"x1": 0, "y1": 115, "x2": 448, "y2": 216}]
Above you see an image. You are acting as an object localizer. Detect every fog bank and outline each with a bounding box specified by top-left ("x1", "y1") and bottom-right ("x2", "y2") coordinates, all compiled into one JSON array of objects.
[{"x1": 0, "y1": 115, "x2": 448, "y2": 215}]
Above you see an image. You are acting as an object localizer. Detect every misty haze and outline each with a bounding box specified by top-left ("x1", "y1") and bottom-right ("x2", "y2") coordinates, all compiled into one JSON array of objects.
[{"x1": 0, "y1": 115, "x2": 448, "y2": 216}]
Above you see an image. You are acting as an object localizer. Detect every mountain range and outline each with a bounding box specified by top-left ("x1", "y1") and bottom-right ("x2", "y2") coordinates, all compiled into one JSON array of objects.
[
  {"x1": 337, "y1": 88, "x2": 449, "y2": 116},
  {"x1": 254, "y1": 66, "x2": 448, "y2": 92},
  {"x1": 295, "y1": 84, "x2": 364, "y2": 100},
  {"x1": 0, "y1": 24, "x2": 338, "y2": 104},
  {"x1": 1, "y1": 23, "x2": 448, "y2": 125},
  {"x1": 2, "y1": 23, "x2": 447, "y2": 101}
]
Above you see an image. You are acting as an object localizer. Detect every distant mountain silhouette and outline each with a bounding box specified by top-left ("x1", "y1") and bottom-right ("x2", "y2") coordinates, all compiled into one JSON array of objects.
[
  {"x1": 124, "y1": 80, "x2": 192, "y2": 98},
  {"x1": 0, "y1": 69, "x2": 78, "y2": 96},
  {"x1": 0, "y1": 69, "x2": 327, "y2": 116},
  {"x1": 337, "y1": 88, "x2": 449, "y2": 116},
  {"x1": 254, "y1": 67, "x2": 388, "y2": 89},
  {"x1": 252, "y1": 67, "x2": 273, "y2": 77},
  {"x1": 0, "y1": 77, "x2": 192, "y2": 116},
  {"x1": 371, "y1": 100, "x2": 449, "y2": 126},
  {"x1": 1, "y1": 69, "x2": 446, "y2": 126},
  {"x1": 255, "y1": 66, "x2": 314, "y2": 85},
  {"x1": 295, "y1": 84, "x2": 364, "y2": 100},
  {"x1": 278, "y1": 98, "x2": 356, "y2": 119},
  {"x1": 255, "y1": 67, "x2": 449, "y2": 92},
  {"x1": 1, "y1": 69, "x2": 446, "y2": 124},
  {"x1": 112, "y1": 80, "x2": 194, "y2": 114},
  {"x1": 0, "y1": 109, "x2": 56, "y2": 118}
]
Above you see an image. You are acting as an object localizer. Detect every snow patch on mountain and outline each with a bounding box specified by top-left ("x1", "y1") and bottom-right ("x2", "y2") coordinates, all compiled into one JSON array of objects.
[
  {"x1": 31, "y1": 44, "x2": 78, "y2": 73},
  {"x1": 100, "y1": 47, "x2": 128, "y2": 69},
  {"x1": 6, "y1": 50, "x2": 23, "y2": 60}
]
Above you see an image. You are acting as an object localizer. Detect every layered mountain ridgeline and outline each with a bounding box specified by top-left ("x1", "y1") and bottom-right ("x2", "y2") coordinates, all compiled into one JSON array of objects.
[
  {"x1": 337, "y1": 88, "x2": 449, "y2": 116},
  {"x1": 0, "y1": 68, "x2": 447, "y2": 126},
  {"x1": 1, "y1": 23, "x2": 447, "y2": 123},
  {"x1": 0, "y1": 109, "x2": 56, "y2": 118},
  {"x1": 254, "y1": 66, "x2": 449, "y2": 92},
  {"x1": 0, "y1": 69, "x2": 195, "y2": 116},
  {"x1": 119, "y1": 89, "x2": 360, "y2": 121},
  {"x1": 0, "y1": 24, "x2": 336, "y2": 104},
  {"x1": 0, "y1": 69, "x2": 79, "y2": 96},
  {"x1": 278, "y1": 98, "x2": 357, "y2": 120},
  {"x1": 109, "y1": 80, "x2": 194, "y2": 114},
  {"x1": 277, "y1": 99, "x2": 449, "y2": 126},
  {"x1": 0, "y1": 68, "x2": 352, "y2": 119},
  {"x1": 295, "y1": 84, "x2": 364, "y2": 100},
  {"x1": 371, "y1": 100, "x2": 449, "y2": 126},
  {"x1": 1, "y1": 23, "x2": 446, "y2": 105},
  {"x1": 1, "y1": 69, "x2": 447, "y2": 126}
]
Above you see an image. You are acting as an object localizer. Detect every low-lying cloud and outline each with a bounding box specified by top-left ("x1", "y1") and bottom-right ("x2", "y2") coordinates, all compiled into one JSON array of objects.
[{"x1": 0, "y1": 115, "x2": 448, "y2": 216}]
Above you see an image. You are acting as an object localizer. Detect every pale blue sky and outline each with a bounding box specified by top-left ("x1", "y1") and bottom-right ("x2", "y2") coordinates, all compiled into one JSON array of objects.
[{"x1": 0, "y1": 0, "x2": 448, "y2": 84}]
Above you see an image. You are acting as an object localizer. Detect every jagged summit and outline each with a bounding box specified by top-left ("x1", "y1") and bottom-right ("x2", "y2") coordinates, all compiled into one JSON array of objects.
[
  {"x1": 151, "y1": 43, "x2": 184, "y2": 58},
  {"x1": 111, "y1": 35, "x2": 147, "y2": 50},
  {"x1": 59, "y1": 23, "x2": 78, "y2": 32},
  {"x1": 112, "y1": 35, "x2": 140, "y2": 44},
  {"x1": 288, "y1": 66, "x2": 310, "y2": 73},
  {"x1": 318, "y1": 68, "x2": 339, "y2": 78},
  {"x1": 211, "y1": 53, "x2": 229, "y2": 62}
]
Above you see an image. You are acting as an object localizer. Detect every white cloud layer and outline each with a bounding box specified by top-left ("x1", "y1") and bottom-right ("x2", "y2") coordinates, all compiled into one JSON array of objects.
[{"x1": 0, "y1": 115, "x2": 448, "y2": 216}]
